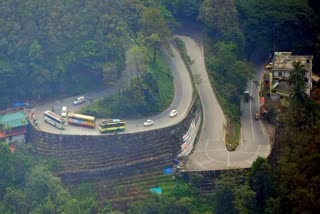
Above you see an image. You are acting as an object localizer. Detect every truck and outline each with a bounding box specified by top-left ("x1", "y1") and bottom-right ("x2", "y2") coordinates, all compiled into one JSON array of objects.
[{"x1": 244, "y1": 91, "x2": 250, "y2": 102}]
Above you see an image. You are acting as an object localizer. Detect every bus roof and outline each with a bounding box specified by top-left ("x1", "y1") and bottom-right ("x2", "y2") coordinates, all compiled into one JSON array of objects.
[
  {"x1": 101, "y1": 119, "x2": 124, "y2": 124},
  {"x1": 44, "y1": 110, "x2": 65, "y2": 120},
  {"x1": 67, "y1": 113, "x2": 95, "y2": 121}
]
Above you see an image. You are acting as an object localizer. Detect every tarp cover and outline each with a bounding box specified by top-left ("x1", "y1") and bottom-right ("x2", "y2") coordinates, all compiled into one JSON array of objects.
[
  {"x1": 150, "y1": 187, "x2": 162, "y2": 195},
  {"x1": 163, "y1": 167, "x2": 173, "y2": 175}
]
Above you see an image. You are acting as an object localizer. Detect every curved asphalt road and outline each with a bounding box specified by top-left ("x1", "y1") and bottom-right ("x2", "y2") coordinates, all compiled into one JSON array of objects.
[
  {"x1": 31, "y1": 40, "x2": 193, "y2": 135},
  {"x1": 30, "y1": 32, "x2": 270, "y2": 171},
  {"x1": 179, "y1": 35, "x2": 271, "y2": 171}
]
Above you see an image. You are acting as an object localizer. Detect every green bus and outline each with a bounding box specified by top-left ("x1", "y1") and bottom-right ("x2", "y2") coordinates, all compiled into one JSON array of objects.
[{"x1": 98, "y1": 119, "x2": 126, "y2": 133}]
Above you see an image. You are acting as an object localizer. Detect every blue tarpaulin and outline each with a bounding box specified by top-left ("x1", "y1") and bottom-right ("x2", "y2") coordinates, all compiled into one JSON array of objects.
[
  {"x1": 174, "y1": 159, "x2": 179, "y2": 165},
  {"x1": 163, "y1": 167, "x2": 173, "y2": 175},
  {"x1": 150, "y1": 187, "x2": 162, "y2": 195},
  {"x1": 13, "y1": 102, "x2": 26, "y2": 107}
]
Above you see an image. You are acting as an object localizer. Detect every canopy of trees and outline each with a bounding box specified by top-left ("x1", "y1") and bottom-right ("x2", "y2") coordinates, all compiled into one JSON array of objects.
[{"x1": 0, "y1": 0, "x2": 175, "y2": 110}]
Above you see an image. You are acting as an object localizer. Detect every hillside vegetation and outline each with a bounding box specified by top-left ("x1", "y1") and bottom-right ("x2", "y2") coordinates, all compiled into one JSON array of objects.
[
  {"x1": 0, "y1": 0, "x2": 177, "y2": 117},
  {"x1": 1, "y1": 0, "x2": 320, "y2": 213}
]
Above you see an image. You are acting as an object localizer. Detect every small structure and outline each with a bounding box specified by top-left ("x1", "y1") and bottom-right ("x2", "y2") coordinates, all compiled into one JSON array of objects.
[
  {"x1": 270, "y1": 52, "x2": 313, "y2": 97},
  {"x1": 260, "y1": 96, "x2": 267, "y2": 116},
  {"x1": 0, "y1": 111, "x2": 29, "y2": 144}
]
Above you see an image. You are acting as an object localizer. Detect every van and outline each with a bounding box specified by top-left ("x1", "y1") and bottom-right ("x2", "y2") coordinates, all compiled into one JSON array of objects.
[
  {"x1": 61, "y1": 106, "x2": 68, "y2": 117},
  {"x1": 73, "y1": 96, "x2": 85, "y2": 105}
]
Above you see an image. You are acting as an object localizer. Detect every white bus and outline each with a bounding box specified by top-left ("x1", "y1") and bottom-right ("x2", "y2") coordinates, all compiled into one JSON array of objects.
[{"x1": 43, "y1": 110, "x2": 66, "y2": 130}]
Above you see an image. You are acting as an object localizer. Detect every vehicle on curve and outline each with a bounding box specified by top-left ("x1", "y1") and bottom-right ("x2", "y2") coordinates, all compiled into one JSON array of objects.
[
  {"x1": 255, "y1": 112, "x2": 260, "y2": 120},
  {"x1": 244, "y1": 91, "x2": 250, "y2": 102},
  {"x1": 67, "y1": 112, "x2": 96, "y2": 128},
  {"x1": 43, "y1": 110, "x2": 66, "y2": 130},
  {"x1": 61, "y1": 106, "x2": 68, "y2": 117},
  {"x1": 99, "y1": 119, "x2": 126, "y2": 133},
  {"x1": 170, "y1": 109, "x2": 178, "y2": 118},
  {"x1": 73, "y1": 96, "x2": 85, "y2": 105},
  {"x1": 144, "y1": 119, "x2": 154, "y2": 127}
]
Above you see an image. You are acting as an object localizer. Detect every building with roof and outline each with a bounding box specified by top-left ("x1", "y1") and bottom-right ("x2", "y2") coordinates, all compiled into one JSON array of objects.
[
  {"x1": 270, "y1": 52, "x2": 313, "y2": 97},
  {"x1": 0, "y1": 111, "x2": 29, "y2": 144}
]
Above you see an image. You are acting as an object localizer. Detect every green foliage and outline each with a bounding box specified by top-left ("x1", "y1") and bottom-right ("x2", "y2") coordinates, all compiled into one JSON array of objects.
[
  {"x1": 162, "y1": 0, "x2": 200, "y2": 20},
  {"x1": 277, "y1": 101, "x2": 320, "y2": 212},
  {"x1": 81, "y1": 49, "x2": 173, "y2": 118},
  {"x1": 205, "y1": 41, "x2": 254, "y2": 150},
  {"x1": 139, "y1": 7, "x2": 171, "y2": 63},
  {"x1": 236, "y1": 0, "x2": 317, "y2": 53},
  {"x1": 212, "y1": 170, "x2": 256, "y2": 214},
  {"x1": 248, "y1": 157, "x2": 277, "y2": 213},
  {"x1": 70, "y1": 183, "x2": 98, "y2": 213},
  {"x1": 129, "y1": 178, "x2": 212, "y2": 214},
  {"x1": 0, "y1": 0, "x2": 132, "y2": 108},
  {"x1": 199, "y1": 0, "x2": 245, "y2": 52}
]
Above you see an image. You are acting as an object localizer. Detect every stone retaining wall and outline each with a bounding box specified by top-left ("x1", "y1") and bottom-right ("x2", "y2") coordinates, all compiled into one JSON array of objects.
[{"x1": 28, "y1": 98, "x2": 202, "y2": 184}]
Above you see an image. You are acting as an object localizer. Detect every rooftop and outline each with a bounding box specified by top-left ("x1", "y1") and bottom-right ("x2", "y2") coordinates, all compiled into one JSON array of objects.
[
  {"x1": 272, "y1": 52, "x2": 313, "y2": 71},
  {"x1": 0, "y1": 111, "x2": 29, "y2": 129}
]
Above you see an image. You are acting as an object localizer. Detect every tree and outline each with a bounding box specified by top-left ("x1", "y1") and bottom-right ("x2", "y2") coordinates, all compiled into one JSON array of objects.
[
  {"x1": 248, "y1": 157, "x2": 276, "y2": 213},
  {"x1": 199, "y1": 0, "x2": 239, "y2": 38},
  {"x1": 0, "y1": 143, "x2": 14, "y2": 197},
  {"x1": 129, "y1": 46, "x2": 147, "y2": 75},
  {"x1": 264, "y1": 197, "x2": 282, "y2": 214},
  {"x1": 0, "y1": 187, "x2": 26, "y2": 214},
  {"x1": 234, "y1": 185, "x2": 257, "y2": 214},
  {"x1": 102, "y1": 62, "x2": 119, "y2": 87},
  {"x1": 236, "y1": 0, "x2": 317, "y2": 53},
  {"x1": 147, "y1": 33, "x2": 161, "y2": 63},
  {"x1": 139, "y1": 7, "x2": 170, "y2": 63},
  {"x1": 289, "y1": 61, "x2": 307, "y2": 101},
  {"x1": 25, "y1": 165, "x2": 80, "y2": 213}
]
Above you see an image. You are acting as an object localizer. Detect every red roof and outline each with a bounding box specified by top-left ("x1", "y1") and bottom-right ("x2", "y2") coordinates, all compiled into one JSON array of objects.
[
  {"x1": 0, "y1": 127, "x2": 27, "y2": 139},
  {"x1": 260, "y1": 97, "x2": 265, "y2": 106}
]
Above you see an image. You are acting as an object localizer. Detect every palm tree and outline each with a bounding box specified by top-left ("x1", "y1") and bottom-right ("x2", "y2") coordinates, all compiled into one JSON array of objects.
[
  {"x1": 289, "y1": 61, "x2": 318, "y2": 129},
  {"x1": 289, "y1": 61, "x2": 307, "y2": 102}
]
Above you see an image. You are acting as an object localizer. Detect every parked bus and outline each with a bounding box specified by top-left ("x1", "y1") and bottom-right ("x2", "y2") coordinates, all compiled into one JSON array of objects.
[
  {"x1": 67, "y1": 112, "x2": 96, "y2": 128},
  {"x1": 98, "y1": 119, "x2": 126, "y2": 133},
  {"x1": 43, "y1": 110, "x2": 66, "y2": 130}
]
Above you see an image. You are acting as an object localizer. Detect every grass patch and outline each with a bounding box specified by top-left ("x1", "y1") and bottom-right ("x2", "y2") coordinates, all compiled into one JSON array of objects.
[{"x1": 148, "y1": 54, "x2": 174, "y2": 110}]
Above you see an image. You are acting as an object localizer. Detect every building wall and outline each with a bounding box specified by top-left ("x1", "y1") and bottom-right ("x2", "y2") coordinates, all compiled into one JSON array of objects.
[{"x1": 5, "y1": 134, "x2": 25, "y2": 144}]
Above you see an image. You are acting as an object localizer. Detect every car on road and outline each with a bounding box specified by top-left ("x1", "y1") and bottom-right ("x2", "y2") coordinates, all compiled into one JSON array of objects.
[
  {"x1": 255, "y1": 112, "x2": 259, "y2": 120},
  {"x1": 144, "y1": 119, "x2": 154, "y2": 127},
  {"x1": 61, "y1": 106, "x2": 68, "y2": 117},
  {"x1": 73, "y1": 96, "x2": 85, "y2": 105},
  {"x1": 170, "y1": 109, "x2": 178, "y2": 118}
]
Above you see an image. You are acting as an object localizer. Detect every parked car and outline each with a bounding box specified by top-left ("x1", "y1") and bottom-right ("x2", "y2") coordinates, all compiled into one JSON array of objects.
[
  {"x1": 73, "y1": 96, "x2": 85, "y2": 105},
  {"x1": 144, "y1": 119, "x2": 154, "y2": 127},
  {"x1": 61, "y1": 106, "x2": 68, "y2": 117},
  {"x1": 255, "y1": 112, "x2": 259, "y2": 120},
  {"x1": 170, "y1": 109, "x2": 178, "y2": 118}
]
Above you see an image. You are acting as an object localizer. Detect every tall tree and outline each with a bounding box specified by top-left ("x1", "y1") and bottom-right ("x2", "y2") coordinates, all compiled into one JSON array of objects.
[
  {"x1": 248, "y1": 157, "x2": 277, "y2": 213},
  {"x1": 139, "y1": 7, "x2": 170, "y2": 63}
]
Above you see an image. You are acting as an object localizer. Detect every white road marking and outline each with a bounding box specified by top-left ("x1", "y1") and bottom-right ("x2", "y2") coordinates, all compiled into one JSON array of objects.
[{"x1": 250, "y1": 81, "x2": 255, "y2": 142}]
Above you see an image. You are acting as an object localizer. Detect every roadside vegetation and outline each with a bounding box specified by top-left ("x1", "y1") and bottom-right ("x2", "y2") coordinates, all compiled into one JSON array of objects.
[
  {"x1": 0, "y1": 0, "x2": 175, "y2": 118},
  {"x1": 197, "y1": 0, "x2": 319, "y2": 150},
  {"x1": 1, "y1": 0, "x2": 320, "y2": 213},
  {"x1": 80, "y1": 49, "x2": 173, "y2": 118}
]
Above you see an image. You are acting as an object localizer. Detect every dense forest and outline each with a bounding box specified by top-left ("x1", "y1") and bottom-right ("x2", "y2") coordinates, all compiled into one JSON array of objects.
[
  {"x1": 0, "y1": 0, "x2": 175, "y2": 114},
  {"x1": 1, "y1": 0, "x2": 320, "y2": 213}
]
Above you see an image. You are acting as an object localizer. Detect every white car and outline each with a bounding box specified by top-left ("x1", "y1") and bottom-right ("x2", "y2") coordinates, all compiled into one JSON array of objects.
[
  {"x1": 73, "y1": 96, "x2": 85, "y2": 105},
  {"x1": 144, "y1": 119, "x2": 154, "y2": 127},
  {"x1": 61, "y1": 106, "x2": 68, "y2": 117},
  {"x1": 170, "y1": 109, "x2": 178, "y2": 118}
]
